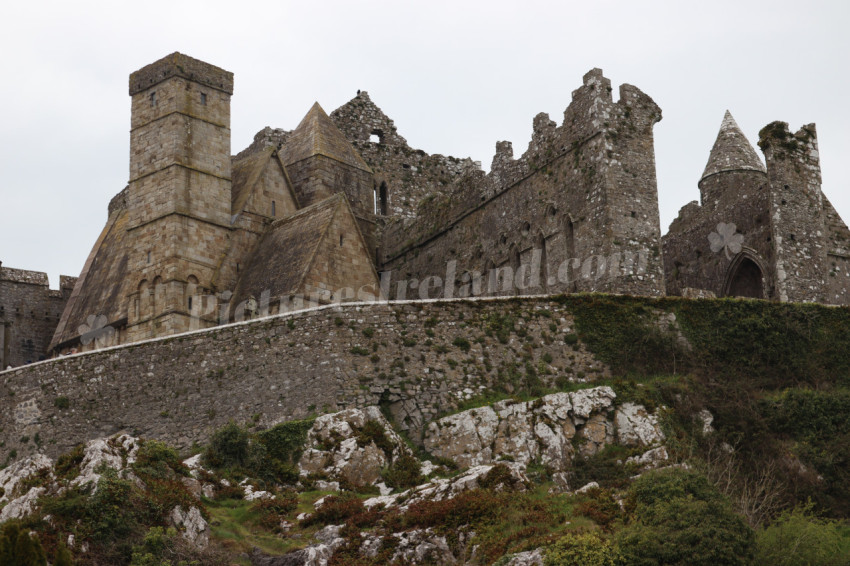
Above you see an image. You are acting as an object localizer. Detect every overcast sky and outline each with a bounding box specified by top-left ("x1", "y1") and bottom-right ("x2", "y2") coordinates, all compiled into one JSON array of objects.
[{"x1": 2, "y1": 0, "x2": 848, "y2": 287}]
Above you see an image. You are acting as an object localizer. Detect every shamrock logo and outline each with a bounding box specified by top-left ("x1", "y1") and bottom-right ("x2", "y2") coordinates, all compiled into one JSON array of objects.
[
  {"x1": 708, "y1": 222, "x2": 744, "y2": 260},
  {"x1": 77, "y1": 314, "x2": 117, "y2": 347}
]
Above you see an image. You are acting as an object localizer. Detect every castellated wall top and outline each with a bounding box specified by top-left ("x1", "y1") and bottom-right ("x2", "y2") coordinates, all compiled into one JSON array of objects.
[
  {"x1": 0, "y1": 265, "x2": 49, "y2": 287},
  {"x1": 129, "y1": 52, "x2": 234, "y2": 96}
]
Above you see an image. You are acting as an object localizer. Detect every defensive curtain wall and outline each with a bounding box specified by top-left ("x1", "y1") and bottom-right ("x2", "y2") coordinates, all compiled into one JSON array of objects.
[{"x1": 0, "y1": 296, "x2": 611, "y2": 461}]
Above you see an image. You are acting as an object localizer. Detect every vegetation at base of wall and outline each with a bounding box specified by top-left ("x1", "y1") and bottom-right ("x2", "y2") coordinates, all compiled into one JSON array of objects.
[
  {"x1": 203, "y1": 418, "x2": 314, "y2": 485},
  {"x1": 29, "y1": 437, "x2": 218, "y2": 566},
  {"x1": 559, "y1": 294, "x2": 850, "y2": 520},
  {"x1": 7, "y1": 294, "x2": 850, "y2": 564}
]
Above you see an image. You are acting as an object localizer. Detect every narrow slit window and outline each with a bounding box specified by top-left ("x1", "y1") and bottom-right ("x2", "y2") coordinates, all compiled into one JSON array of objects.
[
  {"x1": 340, "y1": 234, "x2": 344, "y2": 247},
  {"x1": 187, "y1": 297, "x2": 193, "y2": 310},
  {"x1": 200, "y1": 92, "x2": 207, "y2": 105},
  {"x1": 271, "y1": 201, "x2": 276, "y2": 217},
  {"x1": 150, "y1": 92, "x2": 156, "y2": 107}
]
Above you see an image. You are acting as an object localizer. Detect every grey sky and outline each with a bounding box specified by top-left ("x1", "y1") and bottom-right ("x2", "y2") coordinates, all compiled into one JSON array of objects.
[{"x1": 2, "y1": 0, "x2": 848, "y2": 287}]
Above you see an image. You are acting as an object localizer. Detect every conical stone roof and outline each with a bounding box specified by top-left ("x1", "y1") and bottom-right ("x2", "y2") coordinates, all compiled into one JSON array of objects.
[
  {"x1": 279, "y1": 102, "x2": 372, "y2": 173},
  {"x1": 700, "y1": 110, "x2": 765, "y2": 185}
]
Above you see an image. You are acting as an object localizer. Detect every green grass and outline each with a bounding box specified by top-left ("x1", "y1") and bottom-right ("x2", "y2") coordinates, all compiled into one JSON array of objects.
[{"x1": 206, "y1": 492, "x2": 331, "y2": 557}]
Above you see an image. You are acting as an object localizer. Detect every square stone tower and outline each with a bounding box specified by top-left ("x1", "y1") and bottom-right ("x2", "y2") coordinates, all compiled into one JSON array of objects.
[{"x1": 125, "y1": 53, "x2": 234, "y2": 340}]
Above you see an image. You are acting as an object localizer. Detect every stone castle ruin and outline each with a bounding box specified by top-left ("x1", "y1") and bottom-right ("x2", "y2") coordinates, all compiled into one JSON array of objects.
[{"x1": 2, "y1": 51, "x2": 849, "y2": 366}]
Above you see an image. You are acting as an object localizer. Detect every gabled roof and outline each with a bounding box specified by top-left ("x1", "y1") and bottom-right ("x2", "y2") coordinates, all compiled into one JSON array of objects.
[
  {"x1": 700, "y1": 111, "x2": 766, "y2": 184},
  {"x1": 230, "y1": 146, "x2": 298, "y2": 216},
  {"x1": 50, "y1": 207, "x2": 131, "y2": 350},
  {"x1": 279, "y1": 102, "x2": 372, "y2": 173},
  {"x1": 231, "y1": 194, "x2": 346, "y2": 306}
]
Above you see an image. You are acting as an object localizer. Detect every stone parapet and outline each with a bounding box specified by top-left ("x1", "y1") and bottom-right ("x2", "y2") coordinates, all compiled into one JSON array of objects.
[{"x1": 129, "y1": 52, "x2": 233, "y2": 95}]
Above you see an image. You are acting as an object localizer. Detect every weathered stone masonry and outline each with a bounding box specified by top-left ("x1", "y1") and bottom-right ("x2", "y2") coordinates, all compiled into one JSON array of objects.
[
  {"x1": 0, "y1": 264, "x2": 75, "y2": 369},
  {"x1": 0, "y1": 296, "x2": 607, "y2": 461}
]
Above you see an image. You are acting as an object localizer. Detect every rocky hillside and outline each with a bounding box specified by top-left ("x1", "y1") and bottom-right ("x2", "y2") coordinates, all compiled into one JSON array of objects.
[{"x1": 2, "y1": 294, "x2": 850, "y2": 564}]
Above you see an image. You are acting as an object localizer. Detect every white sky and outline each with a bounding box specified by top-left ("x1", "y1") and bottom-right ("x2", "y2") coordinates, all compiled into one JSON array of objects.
[{"x1": 1, "y1": 0, "x2": 848, "y2": 287}]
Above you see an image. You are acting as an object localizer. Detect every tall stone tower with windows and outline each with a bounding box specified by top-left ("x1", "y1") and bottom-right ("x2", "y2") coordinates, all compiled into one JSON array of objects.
[{"x1": 124, "y1": 53, "x2": 234, "y2": 340}]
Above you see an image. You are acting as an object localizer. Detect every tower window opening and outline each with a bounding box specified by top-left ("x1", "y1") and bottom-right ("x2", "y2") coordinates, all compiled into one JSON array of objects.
[
  {"x1": 379, "y1": 182, "x2": 388, "y2": 216},
  {"x1": 200, "y1": 92, "x2": 207, "y2": 105},
  {"x1": 340, "y1": 234, "x2": 344, "y2": 247},
  {"x1": 187, "y1": 297, "x2": 193, "y2": 310},
  {"x1": 147, "y1": 251, "x2": 151, "y2": 264},
  {"x1": 370, "y1": 129, "x2": 384, "y2": 144},
  {"x1": 150, "y1": 92, "x2": 156, "y2": 107},
  {"x1": 272, "y1": 200, "x2": 276, "y2": 217}
]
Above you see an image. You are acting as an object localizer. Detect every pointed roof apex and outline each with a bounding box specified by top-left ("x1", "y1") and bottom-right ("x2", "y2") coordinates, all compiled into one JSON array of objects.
[
  {"x1": 700, "y1": 110, "x2": 766, "y2": 184},
  {"x1": 279, "y1": 102, "x2": 372, "y2": 173}
]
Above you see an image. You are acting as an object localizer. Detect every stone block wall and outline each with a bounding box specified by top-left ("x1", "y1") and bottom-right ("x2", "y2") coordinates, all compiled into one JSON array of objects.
[
  {"x1": 285, "y1": 155, "x2": 378, "y2": 252},
  {"x1": 0, "y1": 265, "x2": 75, "y2": 368},
  {"x1": 330, "y1": 91, "x2": 479, "y2": 221},
  {"x1": 0, "y1": 297, "x2": 607, "y2": 461},
  {"x1": 759, "y1": 123, "x2": 829, "y2": 303},
  {"x1": 663, "y1": 169, "x2": 773, "y2": 298},
  {"x1": 379, "y1": 70, "x2": 665, "y2": 299}
]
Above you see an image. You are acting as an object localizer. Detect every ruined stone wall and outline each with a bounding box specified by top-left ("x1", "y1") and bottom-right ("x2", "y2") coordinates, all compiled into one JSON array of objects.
[
  {"x1": 379, "y1": 70, "x2": 665, "y2": 299},
  {"x1": 759, "y1": 123, "x2": 829, "y2": 303},
  {"x1": 663, "y1": 169, "x2": 773, "y2": 298},
  {"x1": 0, "y1": 266, "x2": 75, "y2": 368},
  {"x1": 330, "y1": 92, "x2": 479, "y2": 220},
  {"x1": 823, "y1": 198, "x2": 850, "y2": 304},
  {"x1": 0, "y1": 297, "x2": 607, "y2": 461}
]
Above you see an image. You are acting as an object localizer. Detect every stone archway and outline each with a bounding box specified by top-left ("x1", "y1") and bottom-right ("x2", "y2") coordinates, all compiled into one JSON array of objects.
[{"x1": 724, "y1": 255, "x2": 765, "y2": 299}]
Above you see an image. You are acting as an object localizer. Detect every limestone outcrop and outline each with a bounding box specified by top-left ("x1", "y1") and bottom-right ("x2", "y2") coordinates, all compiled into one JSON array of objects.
[
  {"x1": 423, "y1": 387, "x2": 663, "y2": 472},
  {"x1": 297, "y1": 406, "x2": 413, "y2": 487}
]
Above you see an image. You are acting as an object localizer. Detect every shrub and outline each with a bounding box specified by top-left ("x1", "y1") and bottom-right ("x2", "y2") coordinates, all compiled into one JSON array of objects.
[
  {"x1": 255, "y1": 489, "x2": 299, "y2": 530},
  {"x1": 309, "y1": 493, "x2": 367, "y2": 525},
  {"x1": 54, "y1": 396, "x2": 70, "y2": 409},
  {"x1": 382, "y1": 454, "x2": 423, "y2": 489},
  {"x1": 575, "y1": 488, "x2": 622, "y2": 532},
  {"x1": 133, "y1": 440, "x2": 184, "y2": 479},
  {"x1": 356, "y1": 420, "x2": 394, "y2": 455},
  {"x1": 0, "y1": 521, "x2": 48, "y2": 565},
  {"x1": 754, "y1": 502, "x2": 850, "y2": 566},
  {"x1": 453, "y1": 337, "x2": 471, "y2": 352},
  {"x1": 203, "y1": 421, "x2": 251, "y2": 469},
  {"x1": 616, "y1": 468, "x2": 754, "y2": 566},
  {"x1": 544, "y1": 532, "x2": 622, "y2": 566},
  {"x1": 53, "y1": 544, "x2": 74, "y2": 566}
]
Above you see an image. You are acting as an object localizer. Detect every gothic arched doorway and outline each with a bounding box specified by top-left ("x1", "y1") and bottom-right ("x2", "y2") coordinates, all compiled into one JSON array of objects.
[{"x1": 725, "y1": 256, "x2": 765, "y2": 299}]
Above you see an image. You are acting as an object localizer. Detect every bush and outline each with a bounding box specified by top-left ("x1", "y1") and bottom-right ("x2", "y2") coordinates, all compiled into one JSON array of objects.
[
  {"x1": 574, "y1": 488, "x2": 622, "y2": 532},
  {"x1": 754, "y1": 503, "x2": 850, "y2": 566},
  {"x1": 203, "y1": 421, "x2": 251, "y2": 469},
  {"x1": 133, "y1": 440, "x2": 184, "y2": 479},
  {"x1": 309, "y1": 493, "x2": 367, "y2": 525},
  {"x1": 53, "y1": 544, "x2": 74, "y2": 566},
  {"x1": 382, "y1": 454, "x2": 423, "y2": 489},
  {"x1": 255, "y1": 489, "x2": 299, "y2": 530},
  {"x1": 544, "y1": 532, "x2": 622, "y2": 566},
  {"x1": 0, "y1": 521, "x2": 48, "y2": 565},
  {"x1": 616, "y1": 468, "x2": 754, "y2": 566}
]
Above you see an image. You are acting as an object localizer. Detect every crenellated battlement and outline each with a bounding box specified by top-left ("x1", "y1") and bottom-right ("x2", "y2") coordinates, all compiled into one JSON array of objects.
[{"x1": 129, "y1": 52, "x2": 233, "y2": 96}]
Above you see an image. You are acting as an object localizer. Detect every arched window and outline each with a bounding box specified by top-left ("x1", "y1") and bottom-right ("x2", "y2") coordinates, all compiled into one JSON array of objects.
[
  {"x1": 186, "y1": 275, "x2": 199, "y2": 313},
  {"x1": 153, "y1": 276, "x2": 165, "y2": 317},
  {"x1": 536, "y1": 231, "x2": 548, "y2": 291},
  {"x1": 136, "y1": 279, "x2": 149, "y2": 320},
  {"x1": 374, "y1": 182, "x2": 389, "y2": 216}
]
